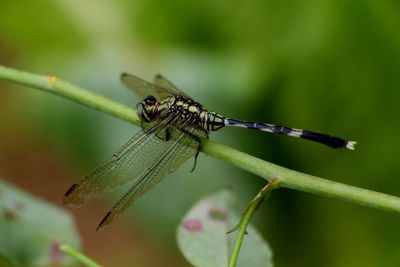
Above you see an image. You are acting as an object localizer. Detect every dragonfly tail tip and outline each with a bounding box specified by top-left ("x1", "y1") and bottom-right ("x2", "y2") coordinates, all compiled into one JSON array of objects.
[{"x1": 346, "y1": 141, "x2": 357, "y2": 150}]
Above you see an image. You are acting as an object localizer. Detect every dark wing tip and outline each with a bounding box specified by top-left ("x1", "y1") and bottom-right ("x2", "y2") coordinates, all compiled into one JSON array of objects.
[
  {"x1": 96, "y1": 211, "x2": 112, "y2": 232},
  {"x1": 154, "y1": 73, "x2": 162, "y2": 79},
  {"x1": 63, "y1": 183, "x2": 84, "y2": 207}
]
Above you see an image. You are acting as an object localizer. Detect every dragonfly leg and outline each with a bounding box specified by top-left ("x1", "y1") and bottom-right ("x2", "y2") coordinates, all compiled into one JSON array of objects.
[
  {"x1": 155, "y1": 128, "x2": 171, "y2": 141},
  {"x1": 191, "y1": 132, "x2": 208, "y2": 172},
  {"x1": 191, "y1": 146, "x2": 200, "y2": 172},
  {"x1": 176, "y1": 128, "x2": 202, "y2": 172},
  {"x1": 141, "y1": 121, "x2": 172, "y2": 142}
]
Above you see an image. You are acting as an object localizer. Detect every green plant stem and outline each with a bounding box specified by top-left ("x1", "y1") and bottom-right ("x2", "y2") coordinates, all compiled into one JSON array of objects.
[
  {"x1": 228, "y1": 179, "x2": 280, "y2": 267},
  {"x1": 60, "y1": 243, "x2": 101, "y2": 267},
  {"x1": 0, "y1": 65, "x2": 139, "y2": 124},
  {"x1": 203, "y1": 141, "x2": 400, "y2": 212},
  {"x1": 1, "y1": 65, "x2": 400, "y2": 213}
]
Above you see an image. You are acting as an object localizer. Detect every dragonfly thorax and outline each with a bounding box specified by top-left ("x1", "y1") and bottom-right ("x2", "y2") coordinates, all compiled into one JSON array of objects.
[{"x1": 138, "y1": 95, "x2": 226, "y2": 132}]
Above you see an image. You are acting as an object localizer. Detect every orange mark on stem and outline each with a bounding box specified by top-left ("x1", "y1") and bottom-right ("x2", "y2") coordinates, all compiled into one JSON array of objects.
[{"x1": 46, "y1": 74, "x2": 57, "y2": 88}]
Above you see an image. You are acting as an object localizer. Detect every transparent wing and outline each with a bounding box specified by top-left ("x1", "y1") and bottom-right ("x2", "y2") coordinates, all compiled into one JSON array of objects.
[
  {"x1": 121, "y1": 73, "x2": 192, "y2": 100},
  {"x1": 153, "y1": 74, "x2": 193, "y2": 100},
  {"x1": 96, "y1": 123, "x2": 207, "y2": 230},
  {"x1": 63, "y1": 115, "x2": 176, "y2": 206}
]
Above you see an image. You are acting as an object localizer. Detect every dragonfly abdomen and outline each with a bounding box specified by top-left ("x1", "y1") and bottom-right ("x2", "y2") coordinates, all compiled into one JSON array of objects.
[
  {"x1": 224, "y1": 118, "x2": 356, "y2": 150},
  {"x1": 199, "y1": 111, "x2": 226, "y2": 131}
]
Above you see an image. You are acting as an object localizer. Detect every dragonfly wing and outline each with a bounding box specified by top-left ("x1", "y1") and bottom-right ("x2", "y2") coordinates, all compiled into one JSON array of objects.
[
  {"x1": 63, "y1": 116, "x2": 176, "y2": 206},
  {"x1": 96, "y1": 124, "x2": 206, "y2": 230},
  {"x1": 153, "y1": 74, "x2": 193, "y2": 100},
  {"x1": 121, "y1": 73, "x2": 184, "y2": 100}
]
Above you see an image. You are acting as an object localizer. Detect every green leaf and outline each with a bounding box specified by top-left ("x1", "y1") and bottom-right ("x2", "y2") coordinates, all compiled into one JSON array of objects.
[
  {"x1": 0, "y1": 179, "x2": 81, "y2": 267},
  {"x1": 177, "y1": 189, "x2": 273, "y2": 267}
]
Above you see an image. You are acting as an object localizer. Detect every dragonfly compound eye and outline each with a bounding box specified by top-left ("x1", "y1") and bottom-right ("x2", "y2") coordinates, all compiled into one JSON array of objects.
[
  {"x1": 144, "y1": 95, "x2": 157, "y2": 105},
  {"x1": 138, "y1": 96, "x2": 157, "y2": 122}
]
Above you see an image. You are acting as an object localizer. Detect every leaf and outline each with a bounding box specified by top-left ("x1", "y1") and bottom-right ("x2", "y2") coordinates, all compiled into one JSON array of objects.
[
  {"x1": 177, "y1": 189, "x2": 273, "y2": 267},
  {"x1": 0, "y1": 179, "x2": 81, "y2": 267}
]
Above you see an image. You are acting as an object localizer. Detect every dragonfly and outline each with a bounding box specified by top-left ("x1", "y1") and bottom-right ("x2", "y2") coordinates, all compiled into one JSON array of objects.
[{"x1": 63, "y1": 73, "x2": 356, "y2": 231}]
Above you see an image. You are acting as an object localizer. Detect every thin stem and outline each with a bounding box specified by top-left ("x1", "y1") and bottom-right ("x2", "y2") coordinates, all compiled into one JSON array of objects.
[
  {"x1": 0, "y1": 65, "x2": 139, "y2": 124},
  {"x1": 59, "y1": 243, "x2": 101, "y2": 267},
  {"x1": 202, "y1": 141, "x2": 400, "y2": 213},
  {"x1": 1, "y1": 65, "x2": 400, "y2": 213},
  {"x1": 228, "y1": 179, "x2": 280, "y2": 267}
]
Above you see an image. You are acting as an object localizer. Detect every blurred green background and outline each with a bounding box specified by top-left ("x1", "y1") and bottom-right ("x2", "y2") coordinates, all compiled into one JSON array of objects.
[{"x1": 1, "y1": 0, "x2": 400, "y2": 266}]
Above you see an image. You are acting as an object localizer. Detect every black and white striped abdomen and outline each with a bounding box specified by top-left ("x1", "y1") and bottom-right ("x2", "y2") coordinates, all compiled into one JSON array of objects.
[{"x1": 224, "y1": 118, "x2": 356, "y2": 149}]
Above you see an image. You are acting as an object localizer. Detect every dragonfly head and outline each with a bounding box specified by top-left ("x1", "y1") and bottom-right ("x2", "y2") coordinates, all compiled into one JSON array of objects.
[{"x1": 137, "y1": 95, "x2": 158, "y2": 122}]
